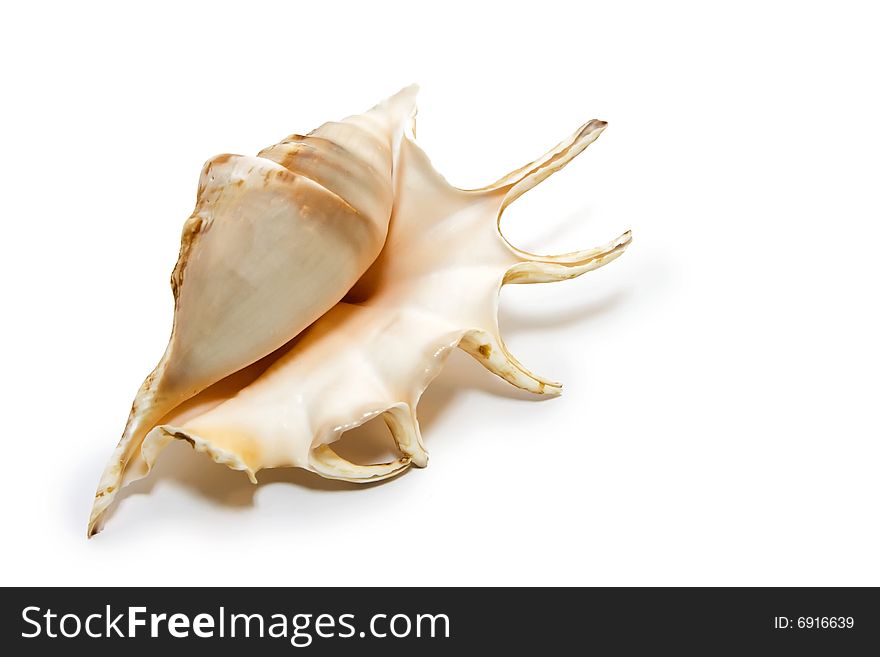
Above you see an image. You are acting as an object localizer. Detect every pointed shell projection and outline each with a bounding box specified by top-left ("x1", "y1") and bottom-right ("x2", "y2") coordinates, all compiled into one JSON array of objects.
[
  {"x1": 89, "y1": 94, "x2": 631, "y2": 536},
  {"x1": 88, "y1": 88, "x2": 419, "y2": 535}
]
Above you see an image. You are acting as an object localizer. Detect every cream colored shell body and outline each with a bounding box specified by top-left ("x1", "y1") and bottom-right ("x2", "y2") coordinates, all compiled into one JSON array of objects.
[{"x1": 89, "y1": 88, "x2": 630, "y2": 536}]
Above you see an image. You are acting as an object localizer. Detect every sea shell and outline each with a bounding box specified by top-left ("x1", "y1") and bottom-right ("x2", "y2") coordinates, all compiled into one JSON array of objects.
[
  {"x1": 88, "y1": 87, "x2": 418, "y2": 535},
  {"x1": 89, "y1": 89, "x2": 631, "y2": 536}
]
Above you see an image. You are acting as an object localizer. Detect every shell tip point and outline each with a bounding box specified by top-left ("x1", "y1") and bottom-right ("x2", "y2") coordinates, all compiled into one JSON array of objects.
[{"x1": 393, "y1": 83, "x2": 420, "y2": 103}]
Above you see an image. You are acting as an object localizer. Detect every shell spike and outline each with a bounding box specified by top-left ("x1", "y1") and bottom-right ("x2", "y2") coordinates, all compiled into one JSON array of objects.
[
  {"x1": 308, "y1": 401, "x2": 427, "y2": 482},
  {"x1": 374, "y1": 84, "x2": 419, "y2": 129},
  {"x1": 309, "y1": 445, "x2": 411, "y2": 483},
  {"x1": 504, "y1": 231, "x2": 633, "y2": 284},
  {"x1": 87, "y1": 375, "x2": 176, "y2": 537},
  {"x1": 383, "y1": 403, "x2": 429, "y2": 467},
  {"x1": 459, "y1": 329, "x2": 562, "y2": 396},
  {"x1": 334, "y1": 85, "x2": 419, "y2": 152},
  {"x1": 475, "y1": 119, "x2": 607, "y2": 205}
]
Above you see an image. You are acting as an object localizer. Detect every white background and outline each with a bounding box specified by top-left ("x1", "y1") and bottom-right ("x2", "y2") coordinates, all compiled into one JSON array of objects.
[{"x1": 1, "y1": 1, "x2": 877, "y2": 586}]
